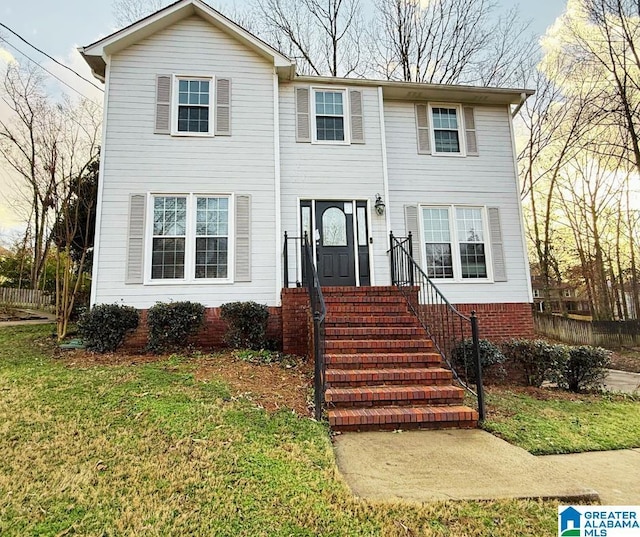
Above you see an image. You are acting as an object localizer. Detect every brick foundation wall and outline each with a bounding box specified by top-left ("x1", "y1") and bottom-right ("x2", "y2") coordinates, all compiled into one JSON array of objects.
[
  {"x1": 281, "y1": 288, "x2": 311, "y2": 356},
  {"x1": 122, "y1": 306, "x2": 283, "y2": 351},
  {"x1": 453, "y1": 303, "x2": 535, "y2": 341}
]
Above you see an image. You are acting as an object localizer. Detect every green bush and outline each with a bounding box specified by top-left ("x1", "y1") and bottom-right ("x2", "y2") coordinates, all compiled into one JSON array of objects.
[
  {"x1": 146, "y1": 301, "x2": 205, "y2": 353},
  {"x1": 501, "y1": 339, "x2": 568, "y2": 387},
  {"x1": 451, "y1": 338, "x2": 506, "y2": 383},
  {"x1": 553, "y1": 345, "x2": 612, "y2": 392},
  {"x1": 220, "y1": 301, "x2": 270, "y2": 350},
  {"x1": 78, "y1": 304, "x2": 139, "y2": 353}
]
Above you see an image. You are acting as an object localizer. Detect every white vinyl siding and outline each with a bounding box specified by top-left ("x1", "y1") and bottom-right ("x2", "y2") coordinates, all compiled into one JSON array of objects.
[
  {"x1": 386, "y1": 100, "x2": 529, "y2": 303},
  {"x1": 95, "y1": 16, "x2": 277, "y2": 308}
]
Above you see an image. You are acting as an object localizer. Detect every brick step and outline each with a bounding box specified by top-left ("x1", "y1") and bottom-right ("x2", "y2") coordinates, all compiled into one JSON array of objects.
[
  {"x1": 326, "y1": 303, "x2": 411, "y2": 313},
  {"x1": 321, "y1": 286, "x2": 403, "y2": 296},
  {"x1": 325, "y1": 367, "x2": 453, "y2": 387},
  {"x1": 325, "y1": 315, "x2": 420, "y2": 327},
  {"x1": 325, "y1": 385, "x2": 464, "y2": 407},
  {"x1": 325, "y1": 326, "x2": 426, "y2": 339},
  {"x1": 323, "y1": 295, "x2": 408, "y2": 305},
  {"x1": 325, "y1": 339, "x2": 433, "y2": 354},
  {"x1": 328, "y1": 405, "x2": 478, "y2": 432},
  {"x1": 326, "y1": 352, "x2": 443, "y2": 369}
]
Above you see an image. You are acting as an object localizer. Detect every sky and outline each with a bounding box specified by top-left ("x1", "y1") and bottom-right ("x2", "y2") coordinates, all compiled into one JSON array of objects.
[{"x1": 0, "y1": 0, "x2": 569, "y2": 243}]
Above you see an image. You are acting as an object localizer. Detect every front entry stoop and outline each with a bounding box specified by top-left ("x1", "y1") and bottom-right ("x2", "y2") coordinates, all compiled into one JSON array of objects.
[{"x1": 322, "y1": 286, "x2": 478, "y2": 432}]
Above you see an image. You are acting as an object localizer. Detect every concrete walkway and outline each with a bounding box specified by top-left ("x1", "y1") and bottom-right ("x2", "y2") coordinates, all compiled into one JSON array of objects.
[
  {"x1": 604, "y1": 369, "x2": 640, "y2": 394},
  {"x1": 334, "y1": 429, "x2": 600, "y2": 503},
  {"x1": 0, "y1": 309, "x2": 56, "y2": 327},
  {"x1": 335, "y1": 430, "x2": 640, "y2": 504}
]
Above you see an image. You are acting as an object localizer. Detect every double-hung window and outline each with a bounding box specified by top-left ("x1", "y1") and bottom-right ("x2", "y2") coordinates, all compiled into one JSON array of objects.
[
  {"x1": 176, "y1": 77, "x2": 212, "y2": 134},
  {"x1": 313, "y1": 89, "x2": 346, "y2": 142},
  {"x1": 431, "y1": 105, "x2": 463, "y2": 154},
  {"x1": 150, "y1": 194, "x2": 230, "y2": 282},
  {"x1": 421, "y1": 206, "x2": 489, "y2": 280}
]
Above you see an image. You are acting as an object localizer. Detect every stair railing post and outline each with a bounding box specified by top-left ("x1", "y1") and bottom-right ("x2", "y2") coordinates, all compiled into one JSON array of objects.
[
  {"x1": 283, "y1": 231, "x2": 289, "y2": 288},
  {"x1": 389, "y1": 231, "x2": 396, "y2": 285},
  {"x1": 470, "y1": 311, "x2": 486, "y2": 423},
  {"x1": 408, "y1": 231, "x2": 414, "y2": 287}
]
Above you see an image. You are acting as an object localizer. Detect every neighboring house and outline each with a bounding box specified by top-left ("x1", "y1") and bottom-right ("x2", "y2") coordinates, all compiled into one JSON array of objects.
[
  {"x1": 531, "y1": 276, "x2": 591, "y2": 316},
  {"x1": 80, "y1": 0, "x2": 535, "y2": 352}
]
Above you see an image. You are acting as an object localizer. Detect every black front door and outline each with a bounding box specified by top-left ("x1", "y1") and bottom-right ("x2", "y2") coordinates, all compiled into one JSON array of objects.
[{"x1": 315, "y1": 201, "x2": 356, "y2": 286}]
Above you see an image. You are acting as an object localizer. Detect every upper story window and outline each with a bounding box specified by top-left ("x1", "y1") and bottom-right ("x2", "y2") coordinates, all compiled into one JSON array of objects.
[
  {"x1": 533, "y1": 289, "x2": 541, "y2": 298},
  {"x1": 421, "y1": 205, "x2": 489, "y2": 281},
  {"x1": 431, "y1": 106, "x2": 461, "y2": 153},
  {"x1": 154, "y1": 74, "x2": 232, "y2": 137},
  {"x1": 177, "y1": 78, "x2": 211, "y2": 134},
  {"x1": 314, "y1": 89, "x2": 346, "y2": 142},
  {"x1": 415, "y1": 103, "x2": 477, "y2": 156}
]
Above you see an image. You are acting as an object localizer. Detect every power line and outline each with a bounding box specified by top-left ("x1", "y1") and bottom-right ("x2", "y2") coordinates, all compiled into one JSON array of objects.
[
  {"x1": 0, "y1": 21, "x2": 104, "y2": 93},
  {"x1": 0, "y1": 38, "x2": 99, "y2": 103}
]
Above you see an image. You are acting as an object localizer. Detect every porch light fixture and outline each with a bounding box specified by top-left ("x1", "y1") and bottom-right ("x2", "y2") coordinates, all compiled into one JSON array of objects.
[{"x1": 374, "y1": 194, "x2": 385, "y2": 216}]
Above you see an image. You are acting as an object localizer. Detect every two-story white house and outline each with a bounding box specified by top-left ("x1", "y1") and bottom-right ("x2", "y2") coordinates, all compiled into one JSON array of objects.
[{"x1": 81, "y1": 0, "x2": 535, "y2": 429}]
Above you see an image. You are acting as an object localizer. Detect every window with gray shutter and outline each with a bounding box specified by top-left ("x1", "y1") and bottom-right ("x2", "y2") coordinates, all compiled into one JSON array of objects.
[
  {"x1": 415, "y1": 104, "x2": 431, "y2": 154},
  {"x1": 235, "y1": 194, "x2": 251, "y2": 282},
  {"x1": 126, "y1": 194, "x2": 146, "y2": 284},
  {"x1": 295, "y1": 87, "x2": 311, "y2": 142},
  {"x1": 464, "y1": 106, "x2": 478, "y2": 156},
  {"x1": 488, "y1": 207, "x2": 507, "y2": 281},
  {"x1": 215, "y1": 77, "x2": 231, "y2": 136},
  {"x1": 349, "y1": 89, "x2": 365, "y2": 144},
  {"x1": 155, "y1": 75, "x2": 172, "y2": 134},
  {"x1": 404, "y1": 204, "x2": 420, "y2": 258}
]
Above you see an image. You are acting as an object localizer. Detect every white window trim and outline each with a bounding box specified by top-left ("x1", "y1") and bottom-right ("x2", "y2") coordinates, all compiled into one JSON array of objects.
[
  {"x1": 419, "y1": 204, "x2": 493, "y2": 283},
  {"x1": 144, "y1": 192, "x2": 234, "y2": 285},
  {"x1": 428, "y1": 103, "x2": 466, "y2": 157},
  {"x1": 311, "y1": 86, "x2": 351, "y2": 145},
  {"x1": 171, "y1": 74, "x2": 215, "y2": 137}
]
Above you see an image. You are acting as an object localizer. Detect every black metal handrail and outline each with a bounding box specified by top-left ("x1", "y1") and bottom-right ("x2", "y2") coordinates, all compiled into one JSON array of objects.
[
  {"x1": 389, "y1": 232, "x2": 486, "y2": 421},
  {"x1": 299, "y1": 233, "x2": 326, "y2": 421}
]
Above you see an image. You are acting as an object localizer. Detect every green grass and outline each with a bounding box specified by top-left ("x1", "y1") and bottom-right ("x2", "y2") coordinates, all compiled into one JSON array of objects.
[
  {"x1": 483, "y1": 388, "x2": 640, "y2": 455},
  {"x1": 0, "y1": 326, "x2": 563, "y2": 536}
]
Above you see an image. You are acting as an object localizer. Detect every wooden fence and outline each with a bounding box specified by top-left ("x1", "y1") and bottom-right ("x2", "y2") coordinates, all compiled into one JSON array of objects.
[
  {"x1": 0, "y1": 287, "x2": 54, "y2": 309},
  {"x1": 534, "y1": 312, "x2": 640, "y2": 348}
]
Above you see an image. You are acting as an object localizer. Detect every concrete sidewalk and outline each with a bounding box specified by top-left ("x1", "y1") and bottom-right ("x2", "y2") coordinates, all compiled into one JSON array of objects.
[
  {"x1": 334, "y1": 429, "x2": 600, "y2": 503},
  {"x1": 0, "y1": 309, "x2": 56, "y2": 327},
  {"x1": 604, "y1": 369, "x2": 640, "y2": 394}
]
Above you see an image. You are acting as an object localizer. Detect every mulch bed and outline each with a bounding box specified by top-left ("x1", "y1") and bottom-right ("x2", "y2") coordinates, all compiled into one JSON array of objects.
[
  {"x1": 609, "y1": 349, "x2": 640, "y2": 373},
  {"x1": 62, "y1": 349, "x2": 314, "y2": 417}
]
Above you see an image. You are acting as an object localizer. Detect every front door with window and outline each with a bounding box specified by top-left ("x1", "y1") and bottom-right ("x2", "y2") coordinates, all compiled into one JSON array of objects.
[{"x1": 300, "y1": 200, "x2": 370, "y2": 287}]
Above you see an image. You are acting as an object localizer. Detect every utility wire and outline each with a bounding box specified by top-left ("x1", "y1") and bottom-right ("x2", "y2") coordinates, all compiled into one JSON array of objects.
[
  {"x1": 0, "y1": 38, "x2": 100, "y2": 103},
  {"x1": 0, "y1": 21, "x2": 104, "y2": 92}
]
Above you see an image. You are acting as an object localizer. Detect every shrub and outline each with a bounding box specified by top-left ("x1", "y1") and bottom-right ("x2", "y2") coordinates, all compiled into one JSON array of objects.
[
  {"x1": 553, "y1": 345, "x2": 612, "y2": 392},
  {"x1": 78, "y1": 304, "x2": 139, "y2": 353},
  {"x1": 451, "y1": 338, "x2": 506, "y2": 383},
  {"x1": 220, "y1": 301, "x2": 270, "y2": 350},
  {"x1": 501, "y1": 339, "x2": 568, "y2": 387},
  {"x1": 146, "y1": 301, "x2": 205, "y2": 353}
]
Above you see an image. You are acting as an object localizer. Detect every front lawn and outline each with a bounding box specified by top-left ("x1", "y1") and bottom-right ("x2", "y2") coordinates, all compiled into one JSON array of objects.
[
  {"x1": 0, "y1": 325, "x2": 563, "y2": 536},
  {"x1": 483, "y1": 387, "x2": 640, "y2": 455}
]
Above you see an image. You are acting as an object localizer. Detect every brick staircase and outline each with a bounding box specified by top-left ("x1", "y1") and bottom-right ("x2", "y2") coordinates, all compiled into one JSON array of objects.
[{"x1": 323, "y1": 286, "x2": 478, "y2": 432}]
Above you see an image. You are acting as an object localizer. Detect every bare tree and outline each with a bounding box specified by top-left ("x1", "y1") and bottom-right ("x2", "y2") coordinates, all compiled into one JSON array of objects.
[
  {"x1": 112, "y1": 0, "x2": 168, "y2": 27},
  {"x1": 253, "y1": 0, "x2": 364, "y2": 76},
  {"x1": 0, "y1": 63, "x2": 61, "y2": 290},
  {"x1": 371, "y1": 0, "x2": 536, "y2": 86}
]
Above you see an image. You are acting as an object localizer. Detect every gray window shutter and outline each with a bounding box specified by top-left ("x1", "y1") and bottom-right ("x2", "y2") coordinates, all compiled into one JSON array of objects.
[
  {"x1": 235, "y1": 195, "x2": 251, "y2": 282},
  {"x1": 464, "y1": 106, "x2": 478, "y2": 156},
  {"x1": 415, "y1": 104, "x2": 431, "y2": 154},
  {"x1": 215, "y1": 77, "x2": 231, "y2": 136},
  {"x1": 155, "y1": 75, "x2": 171, "y2": 134},
  {"x1": 488, "y1": 207, "x2": 507, "y2": 282},
  {"x1": 126, "y1": 194, "x2": 146, "y2": 284},
  {"x1": 295, "y1": 87, "x2": 311, "y2": 143},
  {"x1": 404, "y1": 204, "x2": 420, "y2": 258},
  {"x1": 349, "y1": 89, "x2": 365, "y2": 144}
]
